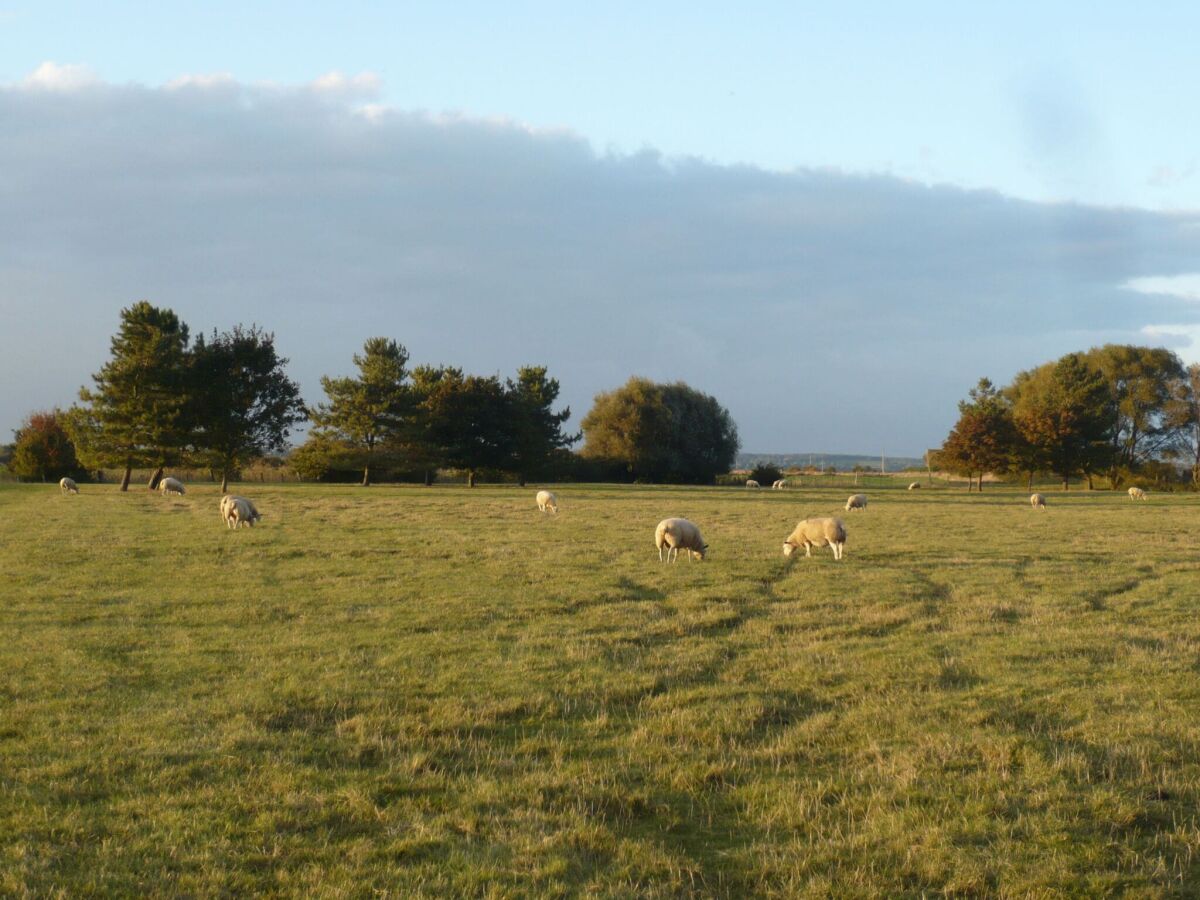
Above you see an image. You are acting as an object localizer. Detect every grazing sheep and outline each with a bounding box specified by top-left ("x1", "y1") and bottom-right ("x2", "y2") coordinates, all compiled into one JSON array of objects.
[
  {"x1": 220, "y1": 494, "x2": 261, "y2": 528},
  {"x1": 1030, "y1": 493, "x2": 1046, "y2": 509},
  {"x1": 908, "y1": 482, "x2": 921, "y2": 490},
  {"x1": 772, "y1": 479, "x2": 787, "y2": 490},
  {"x1": 536, "y1": 490, "x2": 558, "y2": 514},
  {"x1": 59, "y1": 477, "x2": 79, "y2": 494},
  {"x1": 745, "y1": 479, "x2": 760, "y2": 488},
  {"x1": 1128, "y1": 486, "x2": 1147, "y2": 501},
  {"x1": 655, "y1": 517, "x2": 707, "y2": 562},
  {"x1": 159, "y1": 477, "x2": 185, "y2": 496},
  {"x1": 783, "y1": 517, "x2": 847, "y2": 560},
  {"x1": 845, "y1": 493, "x2": 868, "y2": 511}
]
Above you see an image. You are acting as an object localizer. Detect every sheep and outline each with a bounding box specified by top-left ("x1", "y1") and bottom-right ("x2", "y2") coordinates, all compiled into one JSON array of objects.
[
  {"x1": 845, "y1": 493, "x2": 867, "y2": 511},
  {"x1": 1128, "y1": 486, "x2": 1147, "y2": 501},
  {"x1": 908, "y1": 482, "x2": 921, "y2": 490},
  {"x1": 783, "y1": 517, "x2": 847, "y2": 560},
  {"x1": 220, "y1": 494, "x2": 261, "y2": 528},
  {"x1": 59, "y1": 477, "x2": 79, "y2": 494},
  {"x1": 745, "y1": 479, "x2": 760, "y2": 488},
  {"x1": 158, "y1": 477, "x2": 186, "y2": 496},
  {"x1": 536, "y1": 490, "x2": 558, "y2": 514},
  {"x1": 1030, "y1": 492, "x2": 1046, "y2": 509},
  {"x1": 772, "y1": 479, "x2": 787, "y2": 490},
  {"x1": 655, "y1": 517, "x2": 707, "y2": 562}
]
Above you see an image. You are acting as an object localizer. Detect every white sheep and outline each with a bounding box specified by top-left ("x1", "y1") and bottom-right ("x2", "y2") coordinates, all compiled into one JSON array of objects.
[
  {"x1": 655, "y1": 517, "x2": 707, "y2": 562},
  {"x1": 1128, "y1": 486, "x2": 1147, "y2": 501},
  {"x1": 220, "y1": 494, "x2": 261, "y2": 528},
  {"x1": 536, "y1": 490, "x2": 558, "y2": 514},
  {"x1": 59, "y1": 477, "x2": 79, "y2": 494},
  {"x1": 783, "y1": 517, "x2": 847, "y2": 560},
  {"x1": 159, "y1": 477, "x2": 186, "y2": 496},
  {"x1": 1030, "y1": 493, "x2": 1046, "y2": 509},
  {"x1": 745, "y1": 479, "x2": 760, "y2": 488},
  {"x1": 772, "y1": 479, "x2": 787, "y2": 490},
  {"x1": 908, "y1": 482, "x2": 921, "y2": 490},
  {"x1": 845, "y1": 493, "x2": 867, "y2": 511}
]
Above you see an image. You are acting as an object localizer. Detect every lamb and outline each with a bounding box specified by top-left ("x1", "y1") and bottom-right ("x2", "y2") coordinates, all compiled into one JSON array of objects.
[
  {"x1": 745, "y1": 479, "x2": 760, "y2": 488},
  {"x1": 220, "y1": 494, "x2": 261, "y2": 528},
  {"x1": 845, "y1": 493, "x2": 867, "y2": 511},
  {"x1": 536, "y1": 490, "x2": 558, "y2": 514},
  {"x1": 59, "y1": 477, "x2": 79, "y2": 494},
  {"x1": 159, "y1": 477, "x2": 186, "y2": 496},
  {"x1": 1128, "y1": 486, "x2": 1147, "y2": 501},
  {"x1": 772, "y1": 479, "x2": 787, "y2": 490},
  {"x1": 655, "y1": 517, "x2": 707, "y2": 562},
  {"x1": 783, "y1": 517, "x2": 847, "y2": 560},
  {"x1": 1030, "y1": 493, "x2": 1046, "y2": 509},
  {"x1": 908, "y1": 482, "x2": 921, "y2": 490}
]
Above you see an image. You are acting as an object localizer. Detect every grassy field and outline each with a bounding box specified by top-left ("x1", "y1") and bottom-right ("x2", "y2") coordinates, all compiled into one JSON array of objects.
[{"x1": 3, "y1": 481, "x2": 1200, "y2": 896}]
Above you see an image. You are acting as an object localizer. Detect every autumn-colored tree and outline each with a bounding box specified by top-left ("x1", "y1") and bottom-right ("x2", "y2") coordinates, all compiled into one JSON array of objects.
[
  {"x1": 8, "y1": 410, "x2": 84, "y2": 482},
  {"x1": 938, "y1": 378, "x2": 1018, "y2": 491}
]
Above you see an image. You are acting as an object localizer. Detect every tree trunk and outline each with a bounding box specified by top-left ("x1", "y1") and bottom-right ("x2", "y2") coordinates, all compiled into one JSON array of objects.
[
  {"x1": 518, "y1": 474, "x2": 526, "y2": 487},
  {"x1": 1027, "y1": 472, "x2": 1034, "y2": 491},
  {"x1": 220, "y1": 469, "x2": 229, "y2": 494},
  {"x1": 1062, "y1": 475, "x2": 1069, "y2": 490},
  {"x1": 468, "y1": 470, "x2": 477, "y2": 488},
  {"x1": 361, "y1": 462, "x2": 371, "y2": 487},
  {"x1": 1087, "y1": 472, "x2": 1094, "y2": 490},
  {"x1": 147, "y1": 467, "x2": 164, "y2": 491},
  {"x1": 424, "y1": 469, "x2": 432, "y2": 487},
  {"x1": 120, "y1": 465, "x2": 132, "y2": 492},
  {"x1": 978, "y1": 474, "x2": 983, "y2": 492}
]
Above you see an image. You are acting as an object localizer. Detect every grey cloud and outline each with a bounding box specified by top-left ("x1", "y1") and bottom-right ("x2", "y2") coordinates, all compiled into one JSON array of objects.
[{"x1": 2, "y1": 76, "x2": 1200, "y2": 455}]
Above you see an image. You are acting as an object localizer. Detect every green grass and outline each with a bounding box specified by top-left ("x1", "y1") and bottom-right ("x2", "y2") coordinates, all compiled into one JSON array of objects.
[{"x1": 3, "y1": 480, "x2": 1200, "y2": 896}]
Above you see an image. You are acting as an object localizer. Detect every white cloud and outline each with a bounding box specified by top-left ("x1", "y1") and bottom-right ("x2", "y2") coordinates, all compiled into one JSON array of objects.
[
  {"x1": 309, "y1": 70, "x2": 382, "y2": 97},
  {"x1": 165, "y1": 72, "x2": 237, "y2": 91},
  {"x1": 18, "y1": 61, "x2": 100, "y2": 91},
  {"x1": 1125, "y1": 273, "x2": 1200, "y2": 301}
]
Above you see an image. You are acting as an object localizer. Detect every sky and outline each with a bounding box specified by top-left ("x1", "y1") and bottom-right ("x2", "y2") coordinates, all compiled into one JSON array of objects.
[{"x1": 2, "y1": 3, "x2": 1200, "y2": 455}]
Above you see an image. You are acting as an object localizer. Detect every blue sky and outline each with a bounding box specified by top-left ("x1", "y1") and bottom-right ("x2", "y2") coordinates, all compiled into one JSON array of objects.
[{"x1": 2, "y1": 4, "x2": 1199, "y2": 454}]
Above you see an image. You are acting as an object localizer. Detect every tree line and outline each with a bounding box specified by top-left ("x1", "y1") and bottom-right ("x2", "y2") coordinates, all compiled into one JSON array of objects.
[
  {"x1": 937, "y1": 345, "x2": 1200, "y2": 490},
  {"x1": 5, "y1": 302, "x2": 741, "y2": 487}
]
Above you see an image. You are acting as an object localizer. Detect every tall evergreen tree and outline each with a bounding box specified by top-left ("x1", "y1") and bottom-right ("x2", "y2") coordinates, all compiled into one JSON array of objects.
[
  {"x1": 68, "y1": 302, "x2": 190, "y2": 491},
  {"x1": 310, "y1": 338, "x2": 412, "y2": 486},
  {"x1": 418, "y1": 370, "x2": 514, "y2": 487},
  {"x1": 188, "y1": 326, "x2": 306, "y2": 492},
  {"x1": 506, "y1": 366, "x2": 579, "y2": 486}
]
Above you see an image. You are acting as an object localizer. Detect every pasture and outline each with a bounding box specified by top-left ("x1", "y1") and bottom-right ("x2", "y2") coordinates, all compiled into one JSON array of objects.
[{"x1": 3, "y1": 481, "x2": 1200, "y2": 896}]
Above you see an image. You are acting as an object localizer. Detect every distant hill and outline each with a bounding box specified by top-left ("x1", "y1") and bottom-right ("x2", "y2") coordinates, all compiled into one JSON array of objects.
[{"x1": 737, "y1": 452, "x2": 926, "y2": 472}]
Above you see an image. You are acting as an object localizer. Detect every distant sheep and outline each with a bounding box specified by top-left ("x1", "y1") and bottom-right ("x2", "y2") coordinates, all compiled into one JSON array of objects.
[
  {"x1": 908, "y1": 482, "x2": 921, "y2": 490},
  {"x1": 159, "y1": 477, "x2": 185, "y2": 496},
  {"x1": 1128, "y1": 486, "x2": 1147, "y2": 501},
  {"x1": 783, "y1": 517, "x2": 847, "y2": 560},
  {"x1": 745, "y1": 479, "x2": 760, "y2": 488},
  {"x1": 220, "y1": 494, "x2": 261, "y2": 528},
  {"x1": 59, "y1": 477, "x2": 79, "y2": 494},
  {"x1": 655, "y1": 517, "x2": 707, "y2": 562},
  {"x1": 772, "y1": 479, "x2": 787, "y2": 490},
  {"x1": 845, "y1": 493, "x2": 867, "y2": 511},
  {"x1": 1030, "y1": 493, "x2": 1046, "y2": 509},
  {"x1": 536, "y1": 490, "x2": 558, "y2": 514}
]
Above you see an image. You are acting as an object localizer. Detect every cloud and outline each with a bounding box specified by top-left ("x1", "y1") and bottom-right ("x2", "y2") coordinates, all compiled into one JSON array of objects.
[
  {"x1": 2, "y1": 66, "x2": 1200, "y2": 454},
  {"x1": 18, "y1": 61, "x2": 100, "y2": 91},
  {"x1": 1125, "y1": 273, "x2": 1200, "y2": 302}
]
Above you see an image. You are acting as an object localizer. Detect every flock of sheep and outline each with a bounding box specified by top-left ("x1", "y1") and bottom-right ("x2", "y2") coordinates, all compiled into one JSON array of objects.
[
  {"x1": 56, "y1": 476, "x2": 1153, "y2": 563},
  {"x1": 58, "y1": 475, "x2": 262, "y2": 529}
]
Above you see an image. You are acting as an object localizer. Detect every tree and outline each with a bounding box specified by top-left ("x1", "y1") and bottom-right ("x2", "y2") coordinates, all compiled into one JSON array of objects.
[
  {"x1": 1166, "y1": 363, "x2": 1200, "y2": 486},
  {"x1": 750, "y1": 463, "x2": 783, "y2": 486},
  {"x1": 418, "y1": 370, "x2": 514, "y2": 487},
  {"x1": 938, "y1": 378, "x2": 1019, "y2": 491},
  {"x1": 309, "y1": 338, "x2": 412, "y2": 486},
  {"x1": 580, "y1": 378, "x2": 740, "y2": 483},
  {"x1": 8, "y1": 410, "x2": 83, "y2": 482},
  {"x1": 188, "y1": 326, "x2": 306, "y2": 492},
  {"x1": 505, "y1": 366, "x2": 579, "y2": 486},
  {"x1": 1084, "y1": 344, "x2": 1186, "y2": 485},
  {"x1": 69, "y1": 302, "x2": 191, "y2": 491},
  {"x1": 1009, "y1": 353, "x2": 1114, "y2": 490}
]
